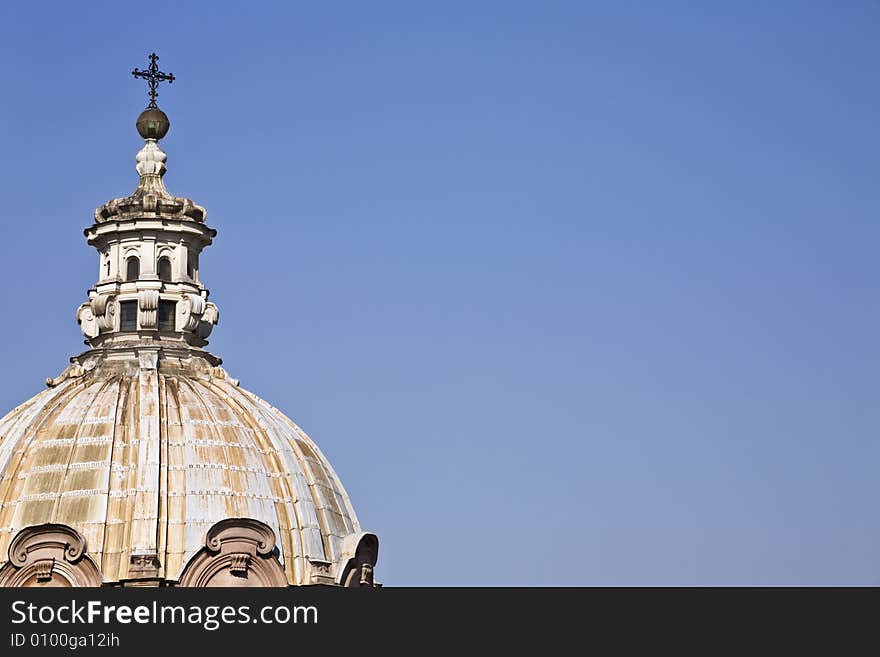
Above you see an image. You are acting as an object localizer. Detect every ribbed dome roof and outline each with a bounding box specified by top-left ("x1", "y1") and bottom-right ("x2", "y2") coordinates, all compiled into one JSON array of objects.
[{"x1": 0, "y1": 349, "x2": 364, "y2": 586}]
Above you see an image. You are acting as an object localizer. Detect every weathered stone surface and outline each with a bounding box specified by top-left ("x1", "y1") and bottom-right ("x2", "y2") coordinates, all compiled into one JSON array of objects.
[{"x1": 0, "y1": 349, "x2": 368, "y2": 586}]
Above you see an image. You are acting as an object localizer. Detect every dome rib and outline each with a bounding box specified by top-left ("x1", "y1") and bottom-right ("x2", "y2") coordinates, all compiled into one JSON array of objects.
[
  {"x1": 99, "y1": 376, "x2": 126, "y2": 580},
  {"x1": 156, "y1": 373, "x2": 169, "y2": 580},
  {"x1": 104, "y1": 374, "x2": 137, "y2": 581}
]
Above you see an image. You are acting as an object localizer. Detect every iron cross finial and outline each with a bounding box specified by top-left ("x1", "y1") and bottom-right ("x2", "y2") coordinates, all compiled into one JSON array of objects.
[{"x1": 132, "y1": 53, "x2": 175, "y2": 109}]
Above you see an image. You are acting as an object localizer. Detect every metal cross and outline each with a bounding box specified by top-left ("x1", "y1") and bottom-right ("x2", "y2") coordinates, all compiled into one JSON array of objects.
[{"x1": 132, "y1": 53, "x2": 175, "y2": 109}]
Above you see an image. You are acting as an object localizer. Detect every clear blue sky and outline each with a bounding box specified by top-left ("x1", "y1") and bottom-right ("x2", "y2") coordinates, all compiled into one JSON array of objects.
[{"x1": 0, "y1": 2, "x2": 876, "y2": 585}]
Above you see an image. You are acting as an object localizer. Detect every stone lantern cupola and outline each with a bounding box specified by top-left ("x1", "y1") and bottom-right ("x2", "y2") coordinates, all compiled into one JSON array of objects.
[{"x1": 76, "y1": 108, "x2": 219, "y2": 350}]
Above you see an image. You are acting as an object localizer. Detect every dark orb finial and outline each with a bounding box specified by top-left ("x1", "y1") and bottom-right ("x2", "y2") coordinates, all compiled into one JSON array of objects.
[{"x1": 136, "y1": 107, "x2": 170, "y2": 140}]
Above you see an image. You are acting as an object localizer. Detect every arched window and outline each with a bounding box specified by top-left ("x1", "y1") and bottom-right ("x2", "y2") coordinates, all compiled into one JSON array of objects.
[
  {"x1": 125, "y1": 256, "x2": 140, "y2": 282},
  {"x1": 186, "y1": 252, "x2": 197, "y2": 280},
  {"x1": 158, "y1": 257, "x2": 172, "y2": 282}
]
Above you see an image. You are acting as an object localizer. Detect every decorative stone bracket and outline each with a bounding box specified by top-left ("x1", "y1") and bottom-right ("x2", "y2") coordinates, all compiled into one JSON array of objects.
[
  {"x1": 76, "y1": 293, "x2": 117, "y2": 339},
  {"x1": 76, "y1": 290, "x2": 218, "y2": 344},
  {"x1": 179, "y1": 293, "x2": 219, "y2": 339}
]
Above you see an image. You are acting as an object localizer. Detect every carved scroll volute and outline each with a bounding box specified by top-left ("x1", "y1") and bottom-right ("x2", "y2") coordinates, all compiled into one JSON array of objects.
[
  {"x1": 177, "y1": 518, "x2": 288, "y2": 588},
  {"x1": 179, "y1": 293, "x2": 205, "y2": 332},
  {"x1": 195, "y1": 302, "x2": 219, "y2": 339},
  {"x1": 90, "y1": 294, "x2": 117, "y2": 333},
  {"x1": 90, "y1": 294, "x2": 107, "y2": 317},
  {"x1": 204, "y1": 518, "x2": 277, "y2": 556},
  {"x1": 76, "y1": 303, "x2": 99, "y2": 339},
  {"x1": 0, "y1": 524, "x2": 102, "y2": 587}
]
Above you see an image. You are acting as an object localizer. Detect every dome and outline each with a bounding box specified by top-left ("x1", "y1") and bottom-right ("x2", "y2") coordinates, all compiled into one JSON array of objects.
[
  {"x1": 0, "y1": 57, "x2": 379, "y2": 587},
  {"x1": 0, "y1": 349, "x2": 376, "y2": 587}
]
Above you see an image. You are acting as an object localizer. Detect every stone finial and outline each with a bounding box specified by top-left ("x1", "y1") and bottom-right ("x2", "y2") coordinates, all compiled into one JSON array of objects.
[
  {"x1": 136, "y1": 139, "x2": 167, "y2": 178},
  {"x1": 134, "y1": 139, "x2": 170, "y2": 198}
]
